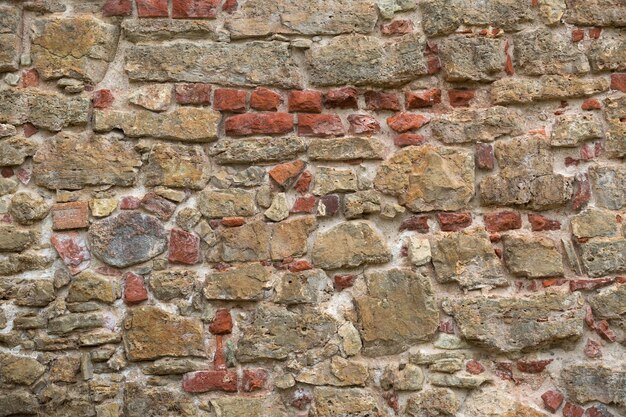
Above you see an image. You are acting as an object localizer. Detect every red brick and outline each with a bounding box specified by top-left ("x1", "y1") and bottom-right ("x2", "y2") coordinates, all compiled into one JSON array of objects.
[
  {"x1": 572, "y1": 173, "x2": 591, "y2": 211},
  {"x1": 588, "y1": 27, "x2": 602, "y2": 39},
  {"x1": 466, "y1": 359, "x2": 485, "y2": 375},
  {"x1": 484, "y1": 211, "x2": 522, "y2": 233},
  {"x1": 1, "y1": 168, "x2": 13, "y2": 178},
  {"x1": 120, "y1": 196, "x2": 141, "y2": 210},
  {"x1": 225, "y1": 113, "x2": 293, "y2": 136},
  {"x1": 175, "y1": 83, "x2": 212, "y2": 105},
  {"x1": 563, "y1": 403, "x2": 584, "y2": 417},
  {"x1": 334, "y1": 274, "x2": 356, "y2": 291},
  {"x1": 172, "y1": 0, "x2": 219, "y2": 18},
  {"x1": 20, "y1": 69, "x2": 39, "y2": 88},
  {"x1": 102, "y1": 0, "x2": 132, "y2": 16},
  {"x1": 288, "y1": 90, "x2": 323, "y2": 113},
  {"x1": 528, "y1": 214, "x2": 561, "y2": 231},
  {"x1": 214, "y1": 88, "x2": 247, "y2": 112},
  {"x1": 50, "y1": 232, "x2": 90, "y2": 275},
  {"x1": 124, "y1": 272, "x2": 148, "y2": 304},
  {"x1": 387, "y1": 112, "x2": 429, "y2": 133},
  {"x1": 595, "y1": 319, "x2": 617, "y2": 342},
  {"x1": 298, "y1": 114, "x2": 344, "y2": 137},
  {"x1": 182, "y1": 370, "x2": 238, "y2": 393},
  {"x1": 583, "y1": 339, "x2": 602, "y2": 358},
  {"x1": 364, "y1": 91, "x2": 401, "y2": 111},
  {"x1": 399, "y1": 215, "x2": 429, "y2": 233},
  {"x1": 425, "y1": 41, "x2": 441, "y2": 74},
  {"x1": 209, "y1": 308, "x2": 232, "y2": 334},
  {"x1": 222, "y1": 0, "x2": 238, "y2": 13},
  {"x1": 141, "y1": 193, "x2": 176, "y2": 220},
  {"x1": 291, "y1": 196, "x2": 316, "y2": 213},
  {"x1": 516, "y1": 359, "x2": 552, "y2": 374},
  {"x1": 269, "y1": 160, "x2": 306, "y2": 188},
  {"x1": 581, "y1": 98, "x2": 602, "y2": 111},
  {"x1": 394, "y1": 133, "x2": 425, "y2": 147},
  {"x1": 52, "y1": 201, "x2": 89, "y2": 231},
  {"x1": 570, "y1": 277, "x2": 614, "y2": 292},
  {"x1": 586, "y1": 405, "x2": 614, "y2": 417},
  {"x1": 294, "y1": 171, "x2": 312, "y2": 194},
  {"x1": 168, "y1": 228, "x2": 200, "y2": 265},
  {"x1": 93, "y1": 89, "x2": 114, "y2": 109},
  {"x1": 406, "y1": 89, "x2": 441, "y2": 109},
  {"x1": 23, "y1": 123, "x2": 38, "y2": 138},
  {"x1": 250, "y1": 87, "x2": 282, "y2": 111},
  {"x1": 475, "y1": 143, "x2": 495, "y2": 170},
  {"x1": 437, "y1": 212, "x2": 472, "y2": 231},
  {"x1": 448, "y1": 89, "x2": 475, "y2": 107},
  {"x1": 241, "y1": 369, "x2": 268, "y2": 392},
  {"x1": 221, "y1": 217, "x2": 245, "y2": 227},
  {"x1": 317, "y1": 195, "x2": 340, "y2": 216},
  {"x1": 504, "y1": 40, "x2": 514, "y2": 75},
  {"x1": 347, "y1": 114, "x2": 380, "y2": 135},
  {"x1": 288, "y1": 259, "x2": 313, "y2": 272},
  {"x1": 324, "y1": 87, "x2": 358, "y2": 109},
  {"x1": 610, "y1": 73, "x2": 626, "y2": 93},
  {"x1": 541, "y1": 390, "x2": 563, "y2": 413},
  {"x1": 136, "y1": 0, "x2": 168, "y2": 17},
  {"x1": 381, "y1": 19, "x2": 414, "y2": 36},
  {"x1": 572, "y1": 28, "x2": 585, "y2": 42}
]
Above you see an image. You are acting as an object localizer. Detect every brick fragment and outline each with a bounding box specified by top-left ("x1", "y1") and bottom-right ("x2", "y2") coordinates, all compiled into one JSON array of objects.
[
  {"x1": 484, "y1": 211, "x2": 521, "y2": 233},
  {"x1": 387, "y1": 112, "x2": 429, "y2": 133},
  {"x1": 269, "y1": 160, "x2": 306, "y2": 188},
  {"x1": 588, "y1": 27, "x2": 602, "y2": 39},
  {"x1": 175, "y1": 84, "x2": 212, "y2": 105},
  {"x1": 541, "y1": 390, "x2": 563, "y2": 413},
  {"x1": 528, "y1": 214, "x2": 561, "y2": 231},
  {"x1": 581, "y1": 98, "x2": 601, "y2": 110},
  {"x1": 289, "y1": 90, "x2": 323, "y2": 113},
  {"x1": 333, "y1": 274, "x2": 355, "y2": 291},
  {"x1": 93, "y1": 90, "x2": 114, "y2": 109},
  {"x1": 222, "y1": 0, "x2": 238, "y2": 13},
  {"x1": 241, "y1": 369, "x2": 268, "y2": 392},
  {"x1": 168, "y1": 228, "x2": 200, "y2": 265},
  {"x1": 475, "y1": 143, "x2": 495, "y2": 170},
  {"x1": 225, "y1": 113, "x2": 293, "y2": 136},
  {"x1": 364, "y1": 91, "x2": 400, "y2": 111},
  {"x1": 102, "y1": 0, "x2": 132, "y2": 16},
  {"x1": 466, "y1": 359, "x2": 485, "y2": 375},
  {"x1": 572, "y1": 28, "x2": 584, "y2": 42},
  {"x1": 298, "y1": 114, "x2": 344, "y2": 137},
  {"x1": 172, "y1": 0, "x2": 220, "y2": 18},
  {"x1": 141, "y1": 193, "x2": 176, "y2": 220},
  {"x1": 583, "y1": 339, "x2": 602, "y2": 358},
  {"x1": 448, "y1": 89, "x2": 475, "y2": 107},
  {"x1": 291, "y1": 196, "x2": 316, "y2": 213},
  {"x1": 51, "y1": 232, "x2": 90, "y2": 274},
  {"x1": 209, "y1": 308, "x2": 232, "y2": 335},
  {"x1": 288, "y1": 259, "x2": 313, "y2": 272},
  {"x1": 587, "y1": 405, "x2": 614, "y2": 417},
  {"x1": 250, "y1": 87, "x2": 282, "y2": 111},
  {"x1": 214, "y1": 88, "x2": 246, "y2": 112},
  {"x1": 20, "y1": 69, "x2": 39, "y2": 88},
  {"x1": 436, "y1": 212, "x2": 472, "y2": 231},
  {"x1": 182, "y1": 370, "x2": 238, "y2": 393},
  {"x1": 136, "y1": 0, "x2": 168, "y2": 17},
  {"x1": 406, "y1": 89, "x2": 441, "y2": 109},
  {"x1": 221, "y1": 217, "x2": 245, "y2": 227},
  {"x1": 52, "y1": 201, "x2": 89, "y2": 230},
  {"x1": 394, "y1": 133, "x2": 425, "y2": 147},
  {"x1": 294, "y1": 171, "x2": 312, "y2": 194},
  {"x1": 120, "y1": 196, "x2": 141, "y2": 210},
  {"x1": 399, "y1": 215, "x2": 429, "y2": 233},
  {"x1": 317, "y1": 194, "x2": 340, "y2": 216},
  {"x1": 124, "y1": 272, "x2": 148, "y2": 304},
  {"x1": 381, "y1": 19, "x2": 414, "y2": 36},
  {"x1": 610, "y1": 73, "x2": 626, "y2": 93},
  {"x1": 516, "y1": 359, "x2": 552, "y2": 373},
  {"x1": 324, "y1": 87, "x2": 358, "y2": 109},
  {"x1": 563, "y1": 403, "x2": 584, "y2": 417}
]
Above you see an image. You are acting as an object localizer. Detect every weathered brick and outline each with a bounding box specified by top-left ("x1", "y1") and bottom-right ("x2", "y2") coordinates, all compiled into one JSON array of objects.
[
  {"x1": 364, "y1": 91, "x2": 401, "y2": 111},
  {"x1": 51, "y1": 201, "x2": 89, "y2": 230},
  {"x1": 298, "y1": 114, "x2": 344, "y2": 137},
  {"x1": 288, "y1": 90, "x2": 323, "y2": 113},
  {"x1": 250, "y1": 87, "x2": 282, "y2": 111},
  {"x1": 172, "y1": 0, "x2": 220, "y2": 18},
  {"x1": 348, "y1": 114, "x2": 381, "y2": 135},
  {"x1": 324, "y1": 87, "x2": 359, "y2": 109},
  {"x1": 387, "y1": 113, "x2": 429, "y2": 133},
  {"x1": 406, "y1": 89, "x2": 441, "y2": 109},
  {"x1": 214, "y1": 88, "x2": 247, "y2": 112},
  {"x1": 175, "y1": 83, "x2": 212, "y2": 105},
  {"x1": 225, "y1": 113, "x2": 293, "y2": 136},
  {"x1": 136, "y1": 0, "x2": 169, "y2": 17}
]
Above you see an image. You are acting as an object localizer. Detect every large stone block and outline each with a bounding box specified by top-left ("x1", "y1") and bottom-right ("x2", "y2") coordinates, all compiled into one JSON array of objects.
[
  {"x1": 439, "y1": 36, "x2": 505, "y2": 82},
  {"x1": 562, "y1": 363, "x2": 626, "y2": 408},
  {"x1": 209, "y1": 137, "x2": 306, "y2": 164},
  {"x1": 0, "y1": 5, "x2": 20, "y2": 72},
  {"x1": 502, "y1": 234, "x2": 564, "y2": 278},
  {"x1": 514, "y1": 28, "x2": 590, "y2": 75},
  {"x1": 431, "y1": 106, "x2": 523, "y2": 144},
  {"x1": 564, "y1": 0, "x2": 626, "y2": 26},
  {"x1": 204, "y1": 263, "x2": 271, "y2": 301},
  {"x1": 491, "y1": 76, "x2": 609, "y2": 104},
  {"x1": 589, "y1": 35, "x2": 626, "y2": 72}
]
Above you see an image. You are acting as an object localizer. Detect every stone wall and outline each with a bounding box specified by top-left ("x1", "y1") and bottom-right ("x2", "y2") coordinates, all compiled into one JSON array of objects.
[{"x1": 0, "y1": 0, "x2": 625, "y2": 416}]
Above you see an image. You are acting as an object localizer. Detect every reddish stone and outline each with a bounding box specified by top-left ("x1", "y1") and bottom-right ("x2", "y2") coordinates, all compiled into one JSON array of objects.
[
  {"x1": 221, "y1": 217, "x2": 245, "y2": 227},
  {"x1": 543, "y1": 278, "x2": 567, "y2": 287},
  {"x1": 324, "y1": 87, "x2": 358, "y2": 109},
  {"x1": 140, "y1": 193, "x2": 176, "y2": 220},
  {"x1": 494, "y1": 362, "x2": 515, "y2": 382},
  {"x1": 52, "y1": 201, "x2": 89, "y2": 231},
  {"x1": 439, "y1": 319, "x2": 454, "y2": 334},
  {"x1": 580, "y1": 143, "x2": 595, "y2": 161},
  {"x1": 225, "y1": 113, "x2": 293, "y2": 136},
  {"x1": 23, "y1": 123, "x2": 38, "y2": 138},
  {"x1": 565, "y1": 157, "x2": 581, "y2": 167},
  {"x1": 570, "y1": 277, "x2": 614, "y2": 292},
  {"x1": 102, "y1": 0, "x2": 132, "y2": 16},
  {"x1": 213, "y1": 334, "x2": 226, "y2": 370},
  {"x1": 381, "y1": 19, "x2": 414, "y2": 36},
  {"x1": 291, "y1": 196, "x2": 316, "y2": 213},
  {"x1": 294, "y1": 171, "x2": 312, "y2": 194},
  {"x1": 399, "y1": 215, "x2": 429, "y2": 233},
  {"x1": 382, "y1": 391, "x2": 400, "y2": 414},
  {"x1": 595, "y1": 320, "x2": 617, "y2": 342},
  {"x1": 20, "y1": 68, "x2": 39, "y2": 88},
  {"x1": 504, "y1": 40, "x2": 514, "y2": 75},
  {"x1": 175, "y1": 83, "x2": 212, "y2": 105},
  {"x1": 364, "y1": 91, "x2": 401, "y2": 111},
  {"x1": 182, "y1": 370, "x2": 238, "y2": 393},
  {"x1": 288, "y1": 259, "x2": 313, "y2": 272},
  {"x1": 541, "y1": 390, "x2": 563, "y2": 413},
  {"x1": 298, "y1": 114, "x2": 344, "y2": 137},
  {"x1": 168, "y1": 228, "x2": 200, "y2": 265},
  {"x1": 222, "y1": 0, "x2": 238, "y2": 13},
  {"x1": 241, "y1": 369, "x2": 268, "y2": 392},
  {"x1": 572, "y1": 173, "x2": 591, "y2": 211},
  {"x1": 1, "y1": 168, "x2": 13, "y2": 178},
  {"x1": 572, "y1": 28, "x2": 585, "y2": 42},
  {"x1": 250, "y1": 87, "x2": 282, "y2": 111},
  {"x1": 516, "y1": 359, "x2": 552, "y2": 374},
  {"x1": 93, "y1": 89, "x2": 114, "y2": 109},
  {"x1": 528, "y1": 214, "x2": 561, "y2": 231},
  {"x1": 475, "y1": 143, "x2": 495, "y2": 170},
  {"x1": 347, "y1": 114, "x2": 380, "y2": 135},
  {"x1": 136, "y1": 0, "x2": 168, "y2": 17},
  {"x1": 484, "y1": 211, "x2": 522, "y2": 233},
  {"x1": 588, "y1": 27, "x2": 602, "y2": 39},
  {"x1": 120, "y1": 196, "x2": 141, "y2": 210},
  {"x1": 387, "y1": 112, "x2": 429, "y2": 133},
  {"x1": 425, "y1": 41, "x2": 440, "y2": 74},
  {"x1": 213, "y1": 88, "x2": 247, "y2": 112},
  {"x1": 124, "y1": 272, "x2": 148, "y2": 304},
  {"x1": 582, "y1": 98, "x2": 602, "y2": 111},
  {"x1": 584, "y1": 339, "x2": 602, "y2": 359},
  {"x1": 51, "y1": 232, "x2": 90, "y2": 275},
  {"x1": 288, "y1": 90, "x2": 323, "y2": 113},
  {"x1": 333, "y1": 274, "x2": 356, "y2": 291},
  {"x1": 269, "y1": 160, "x2": 306, "y2": 187},
  {"x1": 406, "y1": 89, "x2": 441, "y2": 109},
  {"x1": 317, "y1": 194, "x2": 340, "y2": 216},
  {"x1": 172, "y1": 0, "x2": 220, "y2": 18},
  {"x1": 437, "y1": 212, "x2": 472, "y2": 232},
  {"x1": 291, "y1": 389, "x2": 313, "y2": 410},
  {"x1": 209, "y1": 308, "x2": 232, "y2": 335},
  {"x1": 563, "y1": 403, "x2": 585, "y2": 417},
  {"x1": 610, "y1": 73, "x2": 626, "y2": 93},
  {"x1": 448, "y1": 89, "x2": 475, "y2": 107},
  {"x1": 466, "y1": 359, "x2": 485, "y2": 375},
  {"x1": 394, "y1": 133, "x2": 425, "y2": 147},
  {"x1": 586, "y1": 405, "x2": 614, "y2": 417}
]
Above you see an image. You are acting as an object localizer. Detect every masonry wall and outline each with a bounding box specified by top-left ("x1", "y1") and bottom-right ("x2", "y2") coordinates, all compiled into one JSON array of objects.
[{"x1": 0, "y1": 0, "x2": 626, "y2": 416}]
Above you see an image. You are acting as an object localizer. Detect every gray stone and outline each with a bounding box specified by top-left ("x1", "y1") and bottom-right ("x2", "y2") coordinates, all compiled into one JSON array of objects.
[
  {"x1": 307, "y1": 137, "x2": 385, "y2": 161},
  {"x1": 0, "y1": 253, "x2": 53, "y2": 276},
  {"x1": 571, "y1": 208, "x2": 618, "y2": 239},
  {"x1": 603, "y1": 95, "x2": 626, "y2": 157},
  {"x1": 0, "y1": 178, "x2": 17, "y2": 196},
  {"x1": 491, "y1": 75, "x2": 609, "y2": 104},
  {"x1": 431, "y1": 106, "x2": 523, "y2": 144},
  {"x1": 578, "y1": 238, "x2": 626, "y2": 277},
  {"x1": 49, "y1": 312, "x2": 104, "y2": 335},
  {"x1": 589, "y1": 284, "x2": 626, "y2": 319},
  {"x1": 197, "y1": 188, "x2": 256, "y2": 218},
  {"x1": 550, "y1": 113, "x2": 603, "y2": 147},
  {"x1": 264, "y1": 193, "x2": 289, "y2": 222},
  {"x1": 514, "y1": 28, "x2": 590, "y2": 75},
  {"x1": 405, "y1": 388, "x2": 460, "y2": 417},
  {"x1": 209, "y1": 137, "x2": 306, "y2": 164},
  {"x1": 565, "y1": 0, "x2": 626, "y2": 26},
  {"x1": 122, "y1": 19, "x2": 220, "y2": 42},
  {"x1": 0, "y1": 5, "x2": 19, "y2": 72},
  {"x1": 0, "y1": 279, "x2": 55, "y2": 307},
  {"x1": 150, "y1": 270, "x2": 197, "y2": 301},
  {"x1": 0, "y1": 136, "x2": 36, "y2": 167},
  {"x1": 126, "y1": 41, "x2": 302, "y2": 88},
  {"x1": 589, "y1": 34, "x2": 626, "y2": 72},
  {"x1": 430, "y1": 373, "x2": 489, "y2": 389},
  {"x1": 88, "y1": 212, "x2": 167, "y2": 268},
  {"x1": 590, "y1": 165, "x2": 626, "y2": 210},
  {"x1": 210, "y1": 396, "x2": 286, "y2": 417},
  {"x1": 275, "y1": 268, "x2": 328, "y2": 305},
  {"x1": 204, "y1": 263, "x2": 271, "y2": 301},
  {"x1": 312, "y1": 167, "x2": 358, "y2": 196},
  {"x1": 502, "y1": 234, "x2": 564, "y2": 278},
  {"x1": 407, "y1": 236, "x2": 431, "y2": 266},
  {"x1": 144, "y1": 358, "x2": 209, "y2": 375},
  {"x1": 440, "y1": 36, "x2": 505, "y2": 82},
  {"x1": 562, "y1": 363, "x2": 626, "y2": 407}
]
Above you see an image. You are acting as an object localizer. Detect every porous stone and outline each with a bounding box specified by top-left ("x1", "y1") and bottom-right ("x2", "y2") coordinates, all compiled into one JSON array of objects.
[
  {"x1": 204, "y1": 263, "x2": 271, "y2": 301},
  {"x1": 590, "y1": 165, "x2": 626, "y2": 210},
  {"x1": 122, "y1": 18, "x2": 220, "y2": 42},
  {"x1": 514, "y1": 28, "x2": 590, "y2": 75},
  {"x1": 0, "y1": 5, "x2": 20, "y2": 72},
  {"x1": 491, "y1": 76, "x2": 609, "y2": 104},
  {"x1": 0, "y1": 225, "x2": 35, "y2": 252},
  {"x1": 405, "y1": 388, "x2": 460, "y2": 417},
  {"x1": 431, "y1": 106, "x2": 523, "y2": 144},
  {"x1": 603, "y1": 95, "x2": 626, "y2": 158},
  {"x1": 439, "y1": 36, "x2": 505, "y2": 82},
  {"x1": 564, "y1": 0, "x2": 626, "y2": 26},
  {"x1": 344, "y1": 190, "x2": 381, "y2": 219},
  {"x1": 275, "y1": 268, "x2": 328, "y2": 305},
  {"x1": 209, "y1": 221, "x2": 270, "y2": 262},
  {"x1": 0, "y1": 136, "x2": 36, "y2": 166},
  {"x1": 311, "y1": 387, "x2": 380, "y2": 416},
  {"x1": 150, "y1": 270, "x2": 197, "y2": 301},
  {"x1": 67, "y1": 271, "x2": 120, "y2": 304},
  {"x1": 0, "y1": 354, "x2": 46, "y2": 385},
  {"x1": 197, "y1": 188, "x2": 256, "y2": 218},
  {"x1": 209, "y1": 137, "x2": 306, "y2": 164},
  {"x1": 9, "y1": 192, "x2": 49, "y2": 225},
  {"x1": 307, "y1": 137, "x2": 385, "y2": 161},
  {"x1": 589, "y1": 35, "x2": 626, "y2": 72},
  {"x1": 296, "y1": 356, "x2": 368, "y2": 387},
  {"x1": 561, "y1": 363, "x2": 626, "y2": 407},
  {"x1": 144, "y1": 143, "x2": 209, "y2": 190},
  {"x1": 571, "y1": 208, "x2": 618, "y2": 239},
  {"x1": 550, "y1": 113, "x2": 603, "y2": 147},
  {"x1": 578, "y1": 238, "x2": 626, "y2": 277},
  {"x1": 0, "y1": 390, "x2": 39, "y2": 417},
  {"x1": 124, "y1": 383, "x2": 209, "y2": 417},
  {"x1": 128, "y1": 84, "x2": 172, "y2": 112},
  {"x1": 270, "y1": 215, "x2": 317, "y2": 260},
  {"x1": 210, "y1": 396, "x2": 286, "y2": 417},
  {"x1": 312, "y1": 167, "x2": 358, "y2": 196},
  {"x1": 502, "y1": 234, "x2": 564, "y2": 278}
]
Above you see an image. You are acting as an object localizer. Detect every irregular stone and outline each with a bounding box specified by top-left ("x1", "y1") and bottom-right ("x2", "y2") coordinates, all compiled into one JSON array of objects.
[
  {"x1": 377, "y1": 0, "x2": 416, "y2": 18},
  {"x1": 0, "y1": 136, "x2": 36, "y2": 166},
  {"x1": 0, "y1": 253, "x2": 52, "y2": 276},
  {"x1": 306, "y1": 33, "x2": 428, "y2": 87},
  {"x1": 439, "y1": 36, "x2": 505, "y2": 82},
  {"x1": 122, "y1": 18, "x2": 220, "y2": 42},
  {"x1": 578, "y1": 238, "x2": 626, "y2": 277},
  {"x1": 150, "y1": 269, "x2": 197, "y2": 300},
  {"x1": 491, "y1": 75, "x2": 609, "y2": 104},
  {"x1": 589, "y1": 284, "x2": 626, "y2": 321},
  {"x1": 551, "y1": 113, "x2": 603, "y2": 147},
  {"x1": 339, "y1": 322, "x2": 362, "y2": 356},
  {"x1": 503, "y1": 234, "x2": 564, "y2": 278},
  {"x1": 312, "y1": 167, "x2": 358, "y2": 196},
  {"x1": 49, "y1": 312, "x2": 104, "y2": 335},
  {"x1": 344, "y1": 190, "x2": 381, "y2": 219},
  {"x1": 265, "y1": 193, "x2": 289, "y2": 222},
  {"x1": 126, "y1": 41, "x2": 302, "y2": 88},
  {"x1": 589, "y1": 35, "x2": 626, "y2": 72},
  {"x1": 311, "y1": 387, "x2": 380, "y2": 416},
  {"x1": 123, "y1": 306, "x2": 204, "y2": 361},
  {"x1": 0, "y1": 224, "x2": 36, "y2": 252},
  {"x1": 0, "y1": 390, "x2": 39, "y2": 417},
  {"x1": 375, "y1": 145, "x2": 474, "y2": 212},
  {"x1": 94, "y1": 108, "x2": 220, "y2": 142},
  {"x1": 565, "y1": 0, "x2": 626, "y2": 26},
  {"x1": 204, "y1": 263, "x2": 271, "y2": 301},
  {"x1": 590, "y1": 165, "x2": 626, "y2": 210},
  {"x1": 405, "y1": 388, "x2": 460, "y2": 417},
  {"x1": 407, "y1": 236, "x2": 431, "y2": 266},
  {"x1": 442, "y1": 292, "x2": 585, "y2": 352},
  {"x1": 209, "y1": 221, "x2": 270, "y2": 262},
  {"x1": 210, "y1": 396, "x2": 286, "y2": 417},
  {"x1": 562, "y1": 363, "x2": 626, "y2": 407},
  {"x1": 431, "y1": 106, "x2": 523, "y2": 144},
  {"x1": 124, "y1": 383, "x2": 209, "y2": 417},
  {"x1": 0, "y1": 5, "x2": 19, "y2": 72},
  {"x1": 88, "y1": 212, "x2": 167, "y2": 268},
  {"x1": 430, "y1": 373, "x2": 489, "y2": 389},
  {"x1": 296, "y1": 356, "x2": 368, "y2": 387},
  {"x1": 90, "y1": 198, "x2": 117, "y2": 218},
  {"x1": 31, "y1": 16, "x2": 120, "y2": 83},
  {"x1": 237, "y1": 304, "x2": 337, "y2": 362},
  {"x1": 464, "y1": 390, "x2": 550, "y2": 417},
  {"x1": 270, "y1": 215, "x2": 317, "y2": 260},
  {"x1": 144, "y1": 357, "x2": 208, "y2": 375},
  {"x1": 311, "y1": 221, "x2": 391, "y2": 269},
  {"x1": 603, "y1": 95, "x2": 626, "y2": 158},
  {"x1": 67, "y1": 271, "x2": 120, "y2": 304},
  {"x1": 514, "y1": 28, "x2": 589, "y2": 75},
  {"x1": 355, "y1": 268, "x2": 439, "y2": 356},
  {"x1": 538, "y1": 0, "x2": 566, "y2": 25},
  {"x1": 431, "y1": 228, "x2": 507, "y2": 289},
  {"x1": 197, "y1": 188, "x2": 256, "y2": 218},
  {"x1": 9, "y1": 192, "x2": 49, "y2": 225},
  {"x1": 0, "y1": 278, "x2": 55, "y2": 307},
  {"x1": 571, "y1": 208, "x2": 618, "y2": 239},
  {"x1": 33, "y1": 132, "x2": 141, "y2": 190},
  {"x1": 0, "y1": 354, "x2": 46, "y2": 385},
  {"x1": 209, "y1": 137, "x2": 306, "y2": 164},
  {"x1": 226, "y1": 0, "x2": 377, "y2": 38},
  {"x1": 275, "y1": 268, "x2": 328, "y2": 305},
  {"x1": 128, "y1": 84, "x2": 172, "y2": 112},
  {"x1": 307, "y1": 137, "x2": 385, "y2": 161}
]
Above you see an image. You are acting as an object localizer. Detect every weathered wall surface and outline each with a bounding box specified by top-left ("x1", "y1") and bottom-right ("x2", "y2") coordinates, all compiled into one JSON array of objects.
[{"x1": 0, "y1": 0, "x2": 625, "y2": 416}]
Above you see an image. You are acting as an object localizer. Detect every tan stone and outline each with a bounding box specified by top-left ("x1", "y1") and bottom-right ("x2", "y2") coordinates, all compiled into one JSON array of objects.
[
  {"x1": 204, "y1": 263, "x2": 271, "y2": 301},
  {"x1": 492, "y1": 75, "x2": 609, "y2": 104},
  {"x1": 312, "y1": 387, "x2": 380, "y2": 416},
  {"x1": 0, "y1": 354, "x2": 46, "y2": 385},
  {"x1": 503, "y1": 234, "x2": 564, "y2": 278},
  {"x1": 67, "y1": 271, "x2": 120, "y2": 304},
  {"x1": 145, "y1": 143, "x2": 209, "y2": 190},
  {"x1": 307, "y1": 136, "x2": 386, "y2": 161},
  {"x1": 296, "y1": 356, "x2": 368, "y2": 386},
  {"x1": 210, "y1": 221, "x2": 271, "y2": 262},
  {"x1": 271, "y1": 215, "x2": 317, "y2": 260}
]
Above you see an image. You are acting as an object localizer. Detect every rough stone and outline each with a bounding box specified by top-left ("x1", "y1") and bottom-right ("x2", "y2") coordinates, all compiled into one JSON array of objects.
[
  {"x1": 67, "y1": 271, "x2": 120, "y2": 304},
  {"x1": 270, "y1": 215, "x2": 317, "y2": 260},
  {"x1": 275, "y1": 268, "x2": 328, "y2": 305},
  {"x1": 197, "y1": 188, "x2": 256, "y2": 218},
  {"x1": 311, "y1": 387, "x2": 380, "y2": 416},
  {"x1": 502, "y1": 234, "x2": 564, "y2": 278},
  {"x1": 0, "y1": 136, "x2": 36, "y2": 166},
  {"x1": 124, "y1": 383, "x2": 209, "y2": 417},
  {"x1": 551, "y1": 113, "x2": 603, "y2": 147},
  {"x1": 565, "y1": 0, "x2": 626, "y2": 26},
  {"x1": 405, "y1": 388, "x2": 460, "y2": 417},
  {"x1": 589, "y1": 35, "x2": 626, "y2": 72},
  {"x1": 514, "y1": 28, "x2": 590, "y2": 75},
  {"x1": 440, "y1": 36, "x2": 505, "y2": 82},
  {"x1": 209, "y1": 221, "x2": 270, "y2": 262},
  {"x1": 491, "y1": 76, "x2": 609, "y2": 104},
  {"x1": 603, "y1": 95, "x2": 626, "y2": 157},
  {"x1": 571, "y1": 208, "x2": 618, "y2": 239},
  {"x1": 431, "y1": 106, "x2": 523, "y2": 144},
  {"x1": 9, "y1": 192, "x2": 49, "y2": 225},
  {"x1": 0, "y1": 224, "x2": 36, "y2": 252},
  {"x1": 0, "y1": 390, "x2": 39, "y2": 417},
  {"x1": 144, "y1": 143, "x2": 209, "y2": 190},
  {"x1": 590, "y1": 165, "x2": 626, "y2": 210},
  {"x1": 308, "y1": 137, "x2": 385, "y2": 161},
  {"x1": 312, "y1": 167, "x2": 358, "y2": 196},
  {"x1": 344, "y1": 190, "x2": 381, "y2": 219},
  {"x1": 150, "y1": 269, "x2": 196, "y2": 300},
  {"x1": 210, "y1": 396, "x2": 286, "y2": 417},
  {"x1": 579, "y1": 238, "x2": 626, "y2": 277},
  {"x1": 0, "y1": 354, "x2": 46, "y2": 385},
  {"x1": 204, "y1": 263, "x2": 271, "y2": 301},
  {"x1": 209, "y1": 137, "x2": 306, "y2": 164},
  {"x1": 122, "y1": 18, "x2": 219, "y2": 43},
  {"x1": 128, "y1": 84, "x2": 172, "y2": 112},
  {"x1": 296, "y1": 356, "x2": 368, "y2": 387},
  {"x1": 562, "y1": 363, "x2": 626, "y2": 408}
]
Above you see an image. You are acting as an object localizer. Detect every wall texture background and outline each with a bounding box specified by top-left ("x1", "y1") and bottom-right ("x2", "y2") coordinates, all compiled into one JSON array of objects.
[{"x1": 0, "y1": 0, "x2": 626, "y2": 416}]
